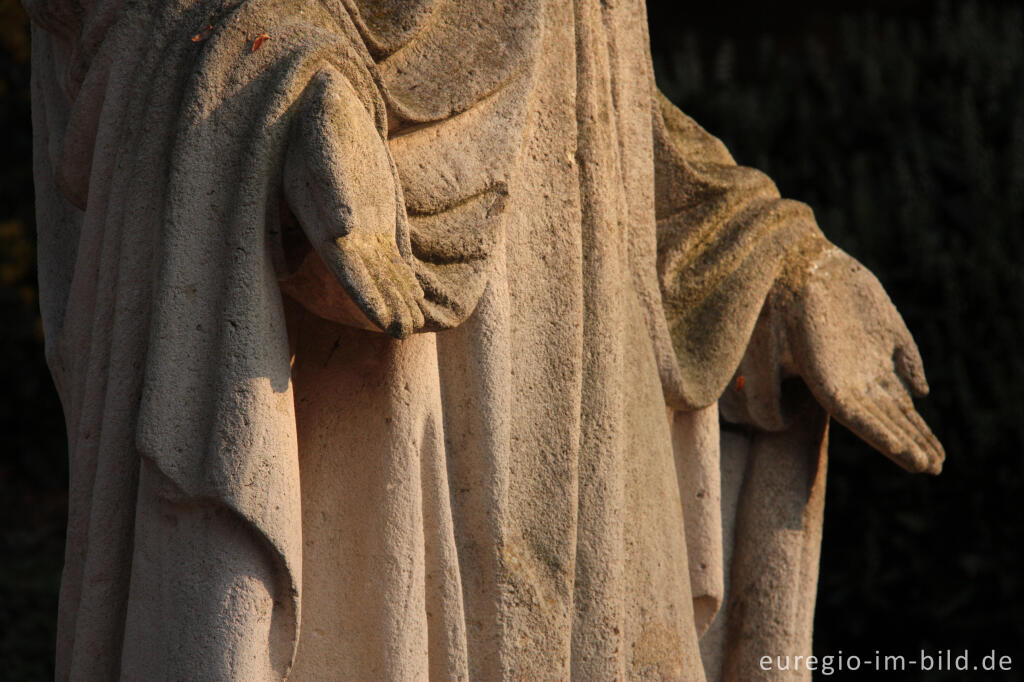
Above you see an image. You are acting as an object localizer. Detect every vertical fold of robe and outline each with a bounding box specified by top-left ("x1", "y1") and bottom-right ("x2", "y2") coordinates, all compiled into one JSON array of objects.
[
  {"x1": 27, "y1": 0, "x2": 488, "y2": 677},
  {"x1": 30, "y1": 0, "x2": 836, "y2": 679},
  {"x1": 653, "y1": 91, "x2": 832, "y2": 682}
]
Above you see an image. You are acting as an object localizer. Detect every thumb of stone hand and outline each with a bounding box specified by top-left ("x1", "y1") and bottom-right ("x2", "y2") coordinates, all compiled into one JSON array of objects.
[{"x1": 283, "y1": 67, "x2": 424, "y2": 338}]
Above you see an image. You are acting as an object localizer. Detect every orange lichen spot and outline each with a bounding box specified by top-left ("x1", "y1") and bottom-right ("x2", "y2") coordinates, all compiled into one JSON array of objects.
[
  {"x1": 252, "y1": 32, "x2": 270, "y2": 52},
  {"x1": 734, "y1": 375, "x2": 745, "y2": 391},
  {"x1": 190, "y1": 24, "x2": 213, "y2": 42}
]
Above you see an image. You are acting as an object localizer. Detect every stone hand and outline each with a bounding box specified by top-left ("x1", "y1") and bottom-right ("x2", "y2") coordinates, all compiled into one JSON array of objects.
[
  {"x1": 782, "y1": 248, "x2": 945, "y2": 474},
  {"x1": 284, "y1": 68, "x2": 424, "y2": 338}
]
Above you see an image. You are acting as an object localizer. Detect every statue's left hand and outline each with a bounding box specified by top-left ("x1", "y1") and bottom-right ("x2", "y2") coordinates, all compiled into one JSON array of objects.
[
  {"x1": 284, "y1": 68, "x2": 425, "y2": 338},
  {"x1": 782, "y1": 248, "x2": 945, "y2": 474}
]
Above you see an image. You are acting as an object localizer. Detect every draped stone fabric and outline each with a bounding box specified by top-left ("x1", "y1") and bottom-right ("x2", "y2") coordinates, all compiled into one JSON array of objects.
[{"x1": 27, "y1": 0, "x2": 937, "y2": 679}]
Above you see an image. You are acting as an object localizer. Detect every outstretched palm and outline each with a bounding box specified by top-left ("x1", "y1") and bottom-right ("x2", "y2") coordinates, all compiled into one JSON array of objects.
[
  {"x1": 284, "y1": 68, "x2": 424, "y2": 338},
  {"x1": 785, "y1": 249, "x2": 944, "y2": 474}
]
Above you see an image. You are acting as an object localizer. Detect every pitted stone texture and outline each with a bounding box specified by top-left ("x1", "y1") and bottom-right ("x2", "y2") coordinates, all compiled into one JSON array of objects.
[{"x1": 27, "y1": 0, "x2": 941, "y2": 679}]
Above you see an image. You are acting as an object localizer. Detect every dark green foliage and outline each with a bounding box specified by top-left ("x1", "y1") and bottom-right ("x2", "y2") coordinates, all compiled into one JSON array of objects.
[{"x1": 656, "y1": 2, "x2": 1023, "y2": 674}]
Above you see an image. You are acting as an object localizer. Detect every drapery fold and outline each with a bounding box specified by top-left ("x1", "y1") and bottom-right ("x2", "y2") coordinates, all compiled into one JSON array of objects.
[
  {"x1": 30, "y1": 0, "x2": 835, "y2": 678},
  {"x1": 654, "y1": 95, "x2": 831, "y2": 681},
  {"x1": 653, "y1": 93, "x2": 826, "y2": 410}
]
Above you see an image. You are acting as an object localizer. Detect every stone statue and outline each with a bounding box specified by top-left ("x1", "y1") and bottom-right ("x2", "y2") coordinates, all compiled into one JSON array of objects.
[{"x1": 26, "y1": 0, "x2": 943, "y2": 679}]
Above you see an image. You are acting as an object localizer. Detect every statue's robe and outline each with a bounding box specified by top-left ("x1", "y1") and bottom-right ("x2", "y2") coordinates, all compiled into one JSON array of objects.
[{"x1": 29, "y1": 0, "x2": 829, "y2": 678}]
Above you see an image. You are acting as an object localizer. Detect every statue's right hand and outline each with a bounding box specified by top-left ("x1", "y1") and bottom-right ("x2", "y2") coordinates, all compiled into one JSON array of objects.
[{"x1": 284, "y1": 68, "x2": 424, "y2": 338}]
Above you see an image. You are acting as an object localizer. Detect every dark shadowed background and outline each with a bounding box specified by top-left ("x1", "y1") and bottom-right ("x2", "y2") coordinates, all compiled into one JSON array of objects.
[{"x1": 2, "y1": 1, "x2": 1022, "y2": 679}]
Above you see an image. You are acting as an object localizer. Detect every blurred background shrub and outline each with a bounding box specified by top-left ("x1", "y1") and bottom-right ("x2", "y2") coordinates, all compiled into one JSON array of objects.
[
  {"x1": 1, "y1": 0, "x2": 1021, "y2": 679},
  {"x1": 0, "y1": 0, "x2": 69, "y2": 679},
  {"x1": 651, "y1": 1, "x2": 1024, "y2": 676}
]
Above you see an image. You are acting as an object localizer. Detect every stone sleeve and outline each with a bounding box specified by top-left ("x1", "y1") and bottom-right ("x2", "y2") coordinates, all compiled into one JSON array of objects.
[{"x1": 653, "y1": 91, "x2": 829, "y2": 412}]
